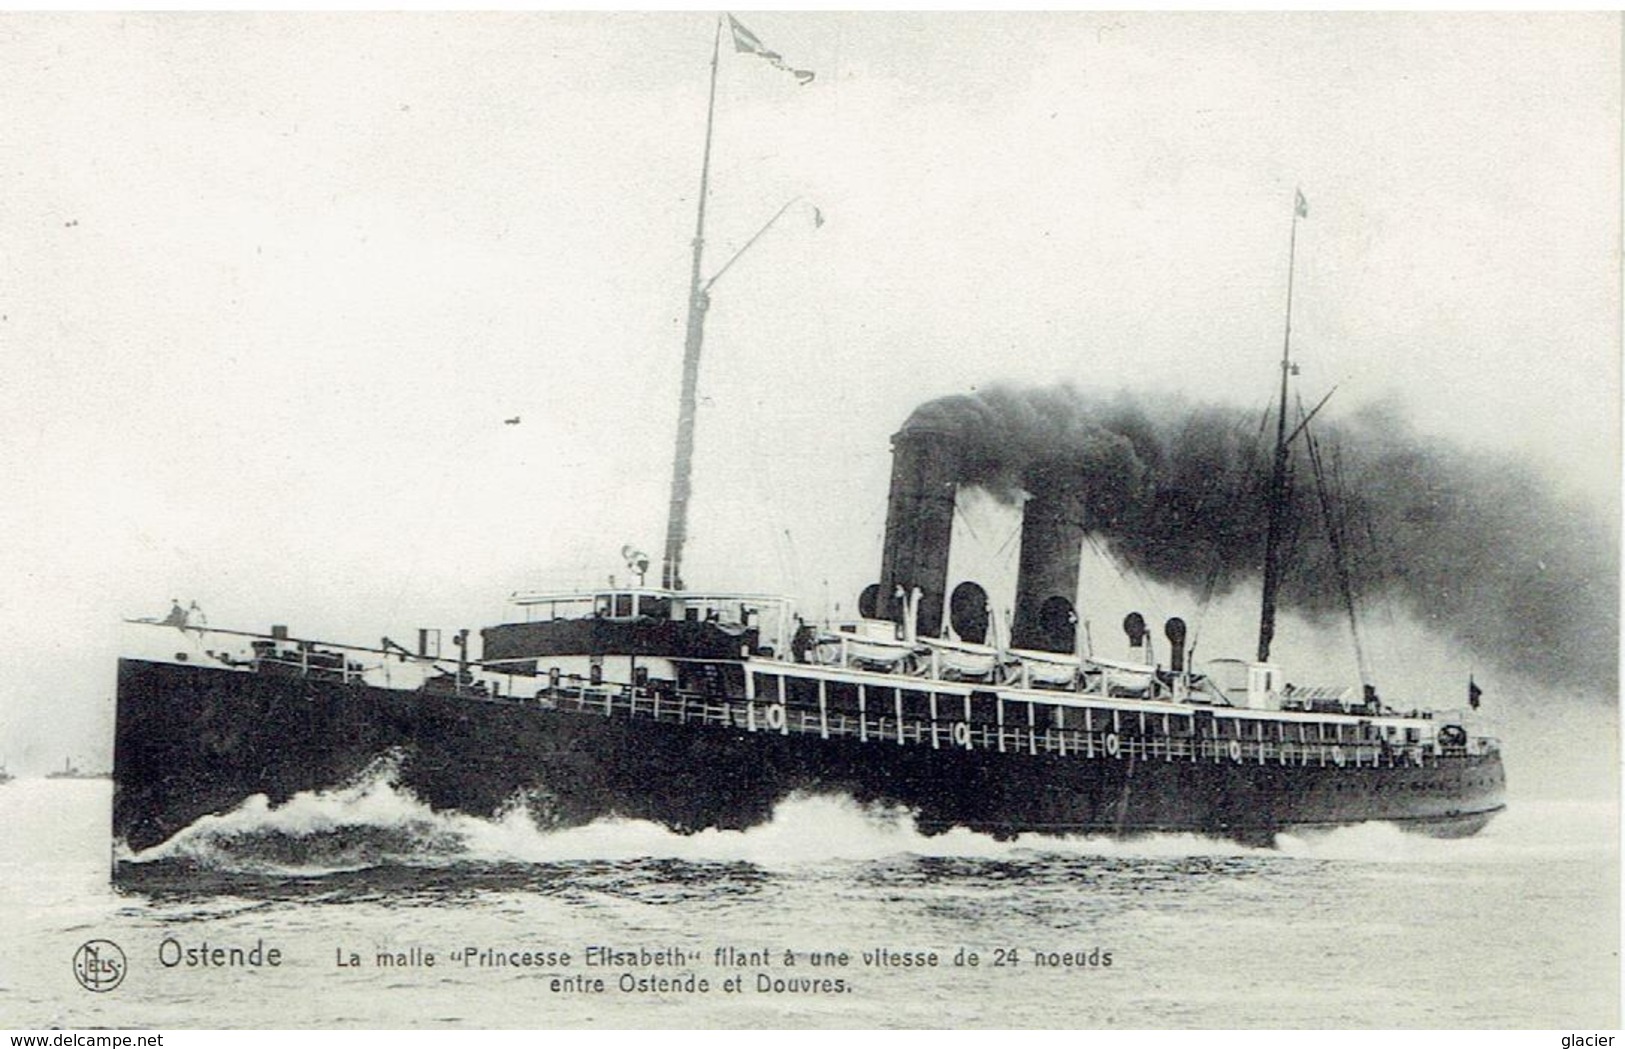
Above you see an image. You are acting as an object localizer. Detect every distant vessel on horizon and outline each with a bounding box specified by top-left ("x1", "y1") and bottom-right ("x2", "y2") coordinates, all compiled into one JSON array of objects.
[{"x1": 45, "y1": 757, "x2": 104, "y2": 780}]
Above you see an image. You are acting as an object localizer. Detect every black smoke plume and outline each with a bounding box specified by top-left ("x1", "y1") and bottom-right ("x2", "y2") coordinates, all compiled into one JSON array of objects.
[{"x1": 902, "y1": 384, "x2": 1618, "y2": 694}]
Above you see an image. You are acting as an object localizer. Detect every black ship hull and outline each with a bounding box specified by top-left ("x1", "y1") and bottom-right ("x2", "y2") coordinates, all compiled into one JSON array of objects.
[{"x1": 114, "y1": 657, "x2": 1506, "y2": 857}]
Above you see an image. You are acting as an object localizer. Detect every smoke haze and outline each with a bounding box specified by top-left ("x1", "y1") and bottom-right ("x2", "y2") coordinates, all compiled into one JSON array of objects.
[{"x1": 904, "y1": 384, "x2": 1619, "y2": 693}]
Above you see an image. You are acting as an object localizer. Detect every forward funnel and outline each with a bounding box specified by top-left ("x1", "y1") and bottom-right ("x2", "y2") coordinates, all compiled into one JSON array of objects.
[{"x1": 877, "y1": 421, "x2": 960, "y2": 639}]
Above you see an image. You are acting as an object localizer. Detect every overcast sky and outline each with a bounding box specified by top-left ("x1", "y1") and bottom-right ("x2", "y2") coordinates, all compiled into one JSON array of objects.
[{"x1": 0, "y1": 13, "x2": 1616, "y2": 773}]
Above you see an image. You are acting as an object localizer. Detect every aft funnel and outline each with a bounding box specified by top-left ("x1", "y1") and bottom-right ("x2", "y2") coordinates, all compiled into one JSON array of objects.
[{"x1": 1010, "y1": 462, "x2": 1087, "y2": 653}]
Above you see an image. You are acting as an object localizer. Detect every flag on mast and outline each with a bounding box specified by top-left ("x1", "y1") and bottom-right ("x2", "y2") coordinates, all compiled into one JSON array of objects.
[
  {"x1": 1468, "y1": 676, "x2": 1482, "y2": 710},
  {"x1": 1295, "y1": 187, "x2": 1309, "y2": 218},
  {"x1": 727, "y1": 15, "x2": 815, "y2": 85}
]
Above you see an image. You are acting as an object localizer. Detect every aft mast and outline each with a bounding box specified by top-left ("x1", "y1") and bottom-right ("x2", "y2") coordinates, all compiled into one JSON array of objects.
[
  {"x1": 1257, "y1": 188, "x2": 1308, "y2": 662},
  {"x1": 662, "y1": 16, "x2": 724, "y2": 592}
]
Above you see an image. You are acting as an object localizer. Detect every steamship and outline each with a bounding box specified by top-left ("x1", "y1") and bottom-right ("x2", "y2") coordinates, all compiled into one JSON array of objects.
[
  {"x1": 113, "y1": 400, "x2": 1507, "y2": 853},
  {"x1": 111, "y1": 19, "x2": 1504, "y2": 855}
]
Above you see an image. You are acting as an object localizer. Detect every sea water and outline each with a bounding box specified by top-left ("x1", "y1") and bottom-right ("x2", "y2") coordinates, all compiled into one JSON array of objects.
[{"x1": 0, "y1": 775, "x2": 1616, "y2": 1029}]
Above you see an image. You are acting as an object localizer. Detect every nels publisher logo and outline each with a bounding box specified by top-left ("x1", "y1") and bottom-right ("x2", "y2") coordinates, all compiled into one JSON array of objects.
[{"x1": 72, "y1": 939, "x2": 126, "y2": 993}]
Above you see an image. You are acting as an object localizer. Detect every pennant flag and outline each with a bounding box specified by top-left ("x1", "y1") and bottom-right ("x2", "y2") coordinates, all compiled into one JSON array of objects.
[
  {"x1": 811, "y1": 205, "x2": 825, "y2": 228},
  {"x1": 1294, "y1": 188, "x2": 1309, "y2": 219},
  {"x1": 728, "y1": 15, "x2": 815, "y2": 85},
  {"x1": 1468, "y1": 676, "x2": 1482, "y2": 710}
]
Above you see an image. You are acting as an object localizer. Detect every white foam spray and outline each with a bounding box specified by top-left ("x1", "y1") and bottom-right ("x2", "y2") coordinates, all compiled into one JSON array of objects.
[{"x1": 119, "y1": 760, "x2": 1611, "y2": 875}]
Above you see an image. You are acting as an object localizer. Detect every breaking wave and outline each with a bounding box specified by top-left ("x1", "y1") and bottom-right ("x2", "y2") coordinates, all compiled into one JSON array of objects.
[{"x1": 114, "y1": 761, "x2": 1610, "y2": 881}]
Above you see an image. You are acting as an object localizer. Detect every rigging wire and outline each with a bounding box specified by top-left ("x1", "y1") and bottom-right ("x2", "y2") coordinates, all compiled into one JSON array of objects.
[
  {"x1": 1082, "y1": 529, "x2": 1170, "y2": 656},
  {"x1": 952, "y1": 497, "x2": 985, "y2": 546},
  {"x1": 992, "y1": 502, "x2": 1023, "y2": 562},
  {"x1": 1186, "y1": 398, "x2": 1274, "y2": 660},
  {"x1": 1343, "y1": 440, "x2": 1411, "y2": 689},
  {"x1": 951, "y1": 493, "x2": 1025, "y2": 624},
  {"x1": 1298, "y1": 393, "x2": 1371, "y2": 686}
]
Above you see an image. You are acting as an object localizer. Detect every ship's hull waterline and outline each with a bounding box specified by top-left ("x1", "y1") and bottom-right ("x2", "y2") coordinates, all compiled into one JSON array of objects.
[{"x1": 113, "y1": 657, "x2": 1505, "y2": 857}]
